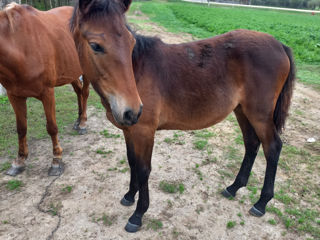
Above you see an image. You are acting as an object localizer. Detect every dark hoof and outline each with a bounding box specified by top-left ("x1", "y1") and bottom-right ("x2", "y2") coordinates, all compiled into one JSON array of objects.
[
  {"x1": 249, "y1": 206, "x2": 265, "y2": 217},
  {"x1": 78, "y1": 128, "x2": 87, "y2": 135},
  {"x1": 5, "y1": 166, "x2": 25, "y2": 176},
  {"x1": 125, "y1": 221, "x2": 141, "y2": 233},
  {"x1": 120, "y1": 196, "x2": 135, "y2": 206},
  {"x1": 221, "y1": 188, "x2": 234, "y2": 199},
  {"x1": 73, "y1": 120, "x2": 80, "y2": 130},
  {"x1": 48, "y1": 162, "x2": 65, "y2": 176}
]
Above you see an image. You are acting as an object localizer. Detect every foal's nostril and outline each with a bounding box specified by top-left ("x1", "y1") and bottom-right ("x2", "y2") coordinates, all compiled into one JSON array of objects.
[{"x1": 123, "y1": 109, "x2": 134, "y2": 123}]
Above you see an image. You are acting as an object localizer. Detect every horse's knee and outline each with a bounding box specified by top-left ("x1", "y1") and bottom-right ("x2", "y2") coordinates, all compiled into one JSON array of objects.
[{"x1": 46, "y1": 122, "x2": 58, "y2": 136}]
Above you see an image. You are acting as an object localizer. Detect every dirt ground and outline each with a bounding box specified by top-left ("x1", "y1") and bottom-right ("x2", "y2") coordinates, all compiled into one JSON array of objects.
[{"x1": 0, "y1": 12, "x2": 319, "y2": 240}]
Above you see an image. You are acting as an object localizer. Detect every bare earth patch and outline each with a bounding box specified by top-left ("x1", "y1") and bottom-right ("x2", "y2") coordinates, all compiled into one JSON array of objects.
[{"x1": 0, "y1": 12, "x2": 319, "y2": 240}]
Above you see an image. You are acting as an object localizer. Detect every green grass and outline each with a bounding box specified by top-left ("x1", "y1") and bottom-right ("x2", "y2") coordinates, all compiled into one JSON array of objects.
[
  {"x1": 100, "y1": 129, "x2": 121, "y2": 139},
  {"x1": 6, "y1": 180, "x2": 23, "y2": 191},
  {"x1": 159, "y1": 180, "x2": 185, "y2": 194},
  {"x1": 226, "y1": 221, "x2": 236, "y2": 229},
  {"x1": 0, "y1": 86, "x2": 102, "y2": 158},
  {"x1": 61, "y1": 185, "x2": 73, "y2": 193},
  {"x1": 0, "y1": 161, "x2": 11, "y2": 172},
  {"x1": 138, "y1": 1, "x2": 320, "y2": 64},
  {"x1": 147, "y1": 219, "x2": 163, "y2": 231},
  {"x1": 193, "y1": 139, "x2": 208, "y2": 150}
]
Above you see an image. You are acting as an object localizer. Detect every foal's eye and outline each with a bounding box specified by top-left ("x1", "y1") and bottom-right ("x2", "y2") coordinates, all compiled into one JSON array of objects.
[{"x1": 89, "y1": 42, "x2": 105, "y2": 53}]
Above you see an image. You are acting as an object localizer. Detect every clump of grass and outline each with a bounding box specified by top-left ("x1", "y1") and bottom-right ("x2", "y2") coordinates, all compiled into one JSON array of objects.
[
  {"x1": 164, "y1": 131, "x2": 185, "y2": 145},
  {"x1": 96, "y1": 149, "x2": 112, "y2": 155},
  {"x1": 6, "y1": 180, "x2": 22, "y2": 191},
  {"x1": 100, "y1": 129, "x2": 120, "y2": 138},
  {"x1": 268, "y1": 219, "x2": 277, "y2": 225},
  {"x1": 159, "y1": 180, "x2": 185, "y2": 194},
  {"x1": 0, "y1": 161, "x2": 11, "y2": 172},
  {"x1": 226, "y1": 221, "x2": 236, "y2": 229},
  {"x1": 97, "y1": 213, "x2": 114, "y2": 226},
  {"x1": 147, "y1": 219, "x2": 163, "y2": 231},
  {"x1": 193, "y1": 129, "x2": 215, "y2": 139},
  {"x1": 62, "y1": 185, "x2": 73, "y2": 193},
  {"x1": 193, "y1": 139, "x2": 208, "y2": 150}
]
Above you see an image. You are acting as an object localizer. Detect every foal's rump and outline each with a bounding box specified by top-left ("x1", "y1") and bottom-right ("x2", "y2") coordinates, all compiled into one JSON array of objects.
[{"x1": 156, "y1": 29, "x2": 291, "y2": 130}]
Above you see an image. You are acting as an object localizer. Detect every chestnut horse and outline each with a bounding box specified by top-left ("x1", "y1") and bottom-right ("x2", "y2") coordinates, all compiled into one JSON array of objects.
[
  {"x1": 71, "y1": 0, "x2": 295, "y2": 232},
  {"x1": 0, "y1": 3, "x2": 89, "y2": 176}
]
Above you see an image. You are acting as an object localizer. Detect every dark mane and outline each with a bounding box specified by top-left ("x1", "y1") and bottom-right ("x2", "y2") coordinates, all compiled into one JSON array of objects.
[
  {"x1": 127, "y1": 25, "x2": 161, "y2": 66},
  {"x1": 70, "y1": 0, "x2": 124, "y2": 32}
]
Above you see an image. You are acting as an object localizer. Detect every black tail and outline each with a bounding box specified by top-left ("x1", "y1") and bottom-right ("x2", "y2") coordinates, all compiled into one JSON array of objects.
[{"x1": 273, "y1": 44, "x2": 296, "y2": 134}]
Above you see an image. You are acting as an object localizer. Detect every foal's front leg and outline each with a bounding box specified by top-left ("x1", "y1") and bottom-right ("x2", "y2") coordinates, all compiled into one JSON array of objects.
[
  {"x1": 121, "y1": 128, "x2": 155, "y2": 233},
  {"x1": 41, "y1": 88, "x2": 64, "y2": 176},
  {"x1": 6, "y1": 94, "x2": 28, "y2": 176}
]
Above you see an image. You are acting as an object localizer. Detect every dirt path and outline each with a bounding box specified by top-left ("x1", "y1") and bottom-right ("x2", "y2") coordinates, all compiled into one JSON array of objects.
[{"x1": 0, "y1": 12, "x2": 319, "y2": 240}]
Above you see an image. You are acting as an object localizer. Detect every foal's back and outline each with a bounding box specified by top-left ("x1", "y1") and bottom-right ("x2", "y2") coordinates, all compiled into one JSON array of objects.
[{"x1": 0, "y1": 4, "x2": 81, "y2": 97}]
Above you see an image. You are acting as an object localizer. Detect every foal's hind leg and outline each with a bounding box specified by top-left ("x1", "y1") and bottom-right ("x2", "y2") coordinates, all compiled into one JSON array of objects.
[
  {"x1": 248, "y1": 121, "x2": 282, "y2": 217},
  {"x1": 222, "y1": 106, "x2": 261, "y2": 198},
  {"x1": 6, "y1": 94, "x2": 28, "y2": 176},
  {"x1": 71, "y1": 78, "x2": 87, "y2": 135},
  {"x1": 41, "y1": 88, "x2": 64, "y2": 176},
  {"x1": 121, "y1": 128, "x2": 155, "y2": 233}
]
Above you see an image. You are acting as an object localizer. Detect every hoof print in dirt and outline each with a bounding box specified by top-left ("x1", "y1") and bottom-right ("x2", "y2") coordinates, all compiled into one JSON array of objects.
[
  {"x1": 221, "y1": 188, "x2": 235, "y2": 199},
  {"x1": 249, "y1": 206, "x2": 265, "y2": 217},
  {"x1": 5, "y1": 166, "x2": 25, "y2": 176},
  {"x1": 48, "y1": 162, "x2": 65, "y2": 176},
  {"x1": 120, "y1": 196, "x2": 135, "y2": 206},
  {"x1": 125, "y1": 221, "x2": 141, "y2": 233}
]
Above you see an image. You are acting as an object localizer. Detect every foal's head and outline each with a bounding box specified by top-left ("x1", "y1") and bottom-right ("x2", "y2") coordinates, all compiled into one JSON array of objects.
[{"x1": 71, "y1": 0, "x2": 142, "y2": 126}]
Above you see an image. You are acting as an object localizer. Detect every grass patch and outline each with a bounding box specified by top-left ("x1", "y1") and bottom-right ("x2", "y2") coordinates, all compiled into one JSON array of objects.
[
  {"x1": 159, "y1": 180, "x2": 185, "y2": 194},
  {"x1": 61, "y1": 185, "x2": 73, "y2": 193},
  {"x1": 100, "y1": 129, "x2": 121, "y2": 138},
  {"x1": 193, "y1": 139, "x2": 208, "y2": 150},
  {"x1": 6, "y1": 180, "x2": 23, "y2": 191},
  {"x1": 0, "y1": 161, "x2": 11, "y2": 172},
  {"x1": 147, "y1": 219, "x2": 163, "y2": 231},
  {"x1": 226, "y1": 221, "x2": 236, "y2": 229},
  {"x1": 164, "y1": 131, "x2": 185, "y2": 145}
]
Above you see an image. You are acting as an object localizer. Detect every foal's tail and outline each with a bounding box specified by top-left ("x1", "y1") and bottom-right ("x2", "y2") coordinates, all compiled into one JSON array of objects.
[{"x1": 273, "y1": 44, "x2": 296, "y2": 134}]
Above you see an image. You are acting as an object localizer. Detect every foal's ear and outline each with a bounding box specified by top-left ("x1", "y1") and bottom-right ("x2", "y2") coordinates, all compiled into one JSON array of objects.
[
  {"x1": 121, "y1": 0, "x2": 132, "y2": 12},
  {"x1": 79, "y1": 0, "x2": 94, "y2": 15}
]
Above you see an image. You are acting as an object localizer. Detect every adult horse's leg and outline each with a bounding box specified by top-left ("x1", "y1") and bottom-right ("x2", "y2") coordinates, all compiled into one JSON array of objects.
[
  {"x1": 71, "y1": 78, "x2": 87, "y2": 135},
  {"x1": 6, "y1": 94, "x2": 28, "y2": 176},
  {"x1": 41, "y1": 88, "x2": 64, "y2": 176},
  {"x1": 80, "y1": 76, "x2": 89, "y2": 133},
  {"x1": 249, "y1": 120, "x2": 282, "y2": 217},
  {"x1": 222, "y1": 106, "x2": 261, "y2": 198},
  {"x1": 122, "y1": 128, "x2": 155, "y2": 233}
]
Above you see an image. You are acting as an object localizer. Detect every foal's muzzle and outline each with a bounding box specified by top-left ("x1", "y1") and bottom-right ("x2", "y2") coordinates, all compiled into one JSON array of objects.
[{"x1": 123, "y1": 104, "x2": 143, "y2": 126}]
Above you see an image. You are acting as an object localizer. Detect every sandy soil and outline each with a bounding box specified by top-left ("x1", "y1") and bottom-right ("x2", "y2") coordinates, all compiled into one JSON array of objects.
[{"x1": 0, "y1": 13, "x2": 319, "y2": 240}]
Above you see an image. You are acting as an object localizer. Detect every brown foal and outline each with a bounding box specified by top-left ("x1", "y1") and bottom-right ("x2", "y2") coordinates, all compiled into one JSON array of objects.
[
  {"x1": 71, "y1": 0, "x2": 295, "y2": 232},
  {"x1": 0, "y1": 3, "x2": 89, "y2": 176}
]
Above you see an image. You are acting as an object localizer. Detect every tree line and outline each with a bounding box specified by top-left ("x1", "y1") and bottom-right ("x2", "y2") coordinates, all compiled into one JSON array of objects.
[{"x1": 0, "y1": 0, "x2": 75, "y2": 10}]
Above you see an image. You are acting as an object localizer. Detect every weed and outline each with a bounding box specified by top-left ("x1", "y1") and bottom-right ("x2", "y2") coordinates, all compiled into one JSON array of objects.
[
  {"x1": 62, "y1": 185, "x2": 73, "y2": 193},
  {"x1": 226, "y1": 221, "x2": 236, "y2": 229},
  {"x1": 268, "y1": 219, "x2": 277, "y2": 225},
  {"x1": 147, "y1": 219, "x2": 163, "y2": 231},
  {"x1": 6, "y1": 180, "x2": 22, "y2": 191},
  {"x1": 0, "y1": 161, "x2": 11, "y2": 172},
  {"x1": 159, "y1": 181, "x2": 185, "y2": 194},
  {"x1": 100, "y1": 130, "x2": 120, "y2": 138},
  {"x1": 193, "y1": 139, "x2": 208, "y2": 150}
]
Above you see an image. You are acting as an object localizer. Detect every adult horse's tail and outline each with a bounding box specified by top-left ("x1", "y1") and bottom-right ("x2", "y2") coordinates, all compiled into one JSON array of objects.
[{"x1": 273, "y1": 44, "x2": 296, "y2": 134}]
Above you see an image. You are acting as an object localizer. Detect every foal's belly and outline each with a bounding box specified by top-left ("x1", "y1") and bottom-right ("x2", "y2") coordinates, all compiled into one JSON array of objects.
[{"x1": 158, "y1": 98, "x2": 238, "y2": 130}]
